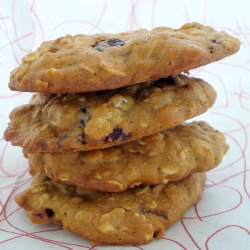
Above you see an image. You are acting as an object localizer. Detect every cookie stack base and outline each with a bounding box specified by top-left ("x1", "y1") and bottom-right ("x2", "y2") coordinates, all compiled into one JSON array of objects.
[{"x1": 16, "y1": 173, "x2": 205, "y2": 245}]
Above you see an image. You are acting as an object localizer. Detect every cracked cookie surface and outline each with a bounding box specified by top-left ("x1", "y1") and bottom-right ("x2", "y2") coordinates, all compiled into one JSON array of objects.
[
  {"x1": 4, "y1": 75, "x2": 216, "y2": 153},
  {"x1": 15, "y1": 173, "x2": 205, "y2": 245},
  {"x1": 9, "y1": 22, "x2": 240, "y2": 93},
  {"x1": 28, "y1": 122, "x2": 228, "y2": 192}
]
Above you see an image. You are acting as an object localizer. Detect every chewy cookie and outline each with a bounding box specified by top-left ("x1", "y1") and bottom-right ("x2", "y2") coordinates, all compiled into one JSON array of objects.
[
  {"x1": 28, "y1": 122, "x2": 228, "y2": 192},
  {"x1": 4, "y1": 75, "x2": 216, "y2": 153},
  {"x1": 16, "y1": 173, "x2": 205, "y2": 245},
  {"x1": 9, "y1": 23, "x2": 240, "y2": 93}
]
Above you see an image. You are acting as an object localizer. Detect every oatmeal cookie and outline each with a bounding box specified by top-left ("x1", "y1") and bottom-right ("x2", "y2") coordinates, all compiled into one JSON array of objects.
[
  {"x1": 28, "y1": 122, "x2": 227, "y2": 192},
  {"x1": 9, "y1": 23, "x2": 240, "y2": 93},
  {"x1": 15, "y1": 173, "x2": 205, "y2": 245},
  {"x1": 5, "y1": 75, "x2": 216, "y2": 153}
]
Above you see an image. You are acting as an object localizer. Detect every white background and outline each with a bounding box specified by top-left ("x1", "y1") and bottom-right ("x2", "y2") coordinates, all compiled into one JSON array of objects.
[{"x1": 0, "y1": 0, "x2": 250, "y2": 249}]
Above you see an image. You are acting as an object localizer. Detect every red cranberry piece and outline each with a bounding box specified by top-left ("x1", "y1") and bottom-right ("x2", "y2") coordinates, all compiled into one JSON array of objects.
[
  {"x1": 107, "y1": 38, "x2": 126, "y2": 47},
  {"x1": 105, "y1": 128, "x2": 131, "y2": 142},
  {"x1": 45, "y1": 208, "x2": 54, "y2": 218},
  {"x1": 93, "y1": 38, "x2": 126, "y2": 52}
]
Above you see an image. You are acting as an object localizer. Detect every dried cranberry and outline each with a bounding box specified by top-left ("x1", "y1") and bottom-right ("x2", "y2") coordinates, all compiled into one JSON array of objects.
[
  {"x1": 80, "y1": 107, "x2": 87, "y2": 113},
  {"x1": 91, "y1": 40, "x2": 105, "y2": 48},
  {"x1": 107, "y1": 38, "x2": 126, "y2": 47},
  {"x1": 45, "y1": 208, "x2": 54, "y2": 218},
  {"x1": 93, "y1": 38, "x2": 126, "y2": 52},
  {"x1": 76, "y1": 134, "x2": 86, "y2": 144},
  {"x1": 80, "y1": 119, "x2": 85, "y2": 126},
  {"x1": 105, "y1": 128, "x2": 131, "y2": 142},
  {"x1": 79, "y1": 116, "x2": 90, "y2": 127},
  {"x1": 79, "y1": 107, "x2": 90, "y2": 127},
  {"x1": 208, "y1": 45, "x2": 213, "y2": 54},
  {"x1": 211, "y1": 39, "x2": 222, "y2": 45},
  {"x1": 33, "y1": 211, "x2": 45, "y2": 219}
]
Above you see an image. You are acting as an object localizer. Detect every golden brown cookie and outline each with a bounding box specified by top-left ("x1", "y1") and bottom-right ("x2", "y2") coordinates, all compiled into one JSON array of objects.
[
  {"x1": 16, "y1": 173, "x2": 205, "y2": 245},
  {"x1": 28, "y1": 121, "x2": 227, "y2": 192},
  {"x1": 9, "y1": 22, "x2": 240, "y2": 93},
  {"x1": 4, "y1": 75, "x2": 216, "y2": 153}
]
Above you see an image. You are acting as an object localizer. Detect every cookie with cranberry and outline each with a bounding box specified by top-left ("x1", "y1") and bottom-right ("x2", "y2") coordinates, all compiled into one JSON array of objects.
[
  {"x1": 15, "y1": 173, "x2": 205, "y2": 245},
  {"x1": 4, "y1": 75, "x2": 216, "y2": 153},
  {"x1": 9, "y1": 22, "x2": 240, "y2": 93},
  {"x1": 28, "y1": 121, "x2": 227, "y2": 192}
]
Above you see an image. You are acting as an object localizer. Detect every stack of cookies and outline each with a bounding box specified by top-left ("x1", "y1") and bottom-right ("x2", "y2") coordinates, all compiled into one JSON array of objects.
[{"x1": 4, "y1": 23, "x2": 240, "y2": 245}]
